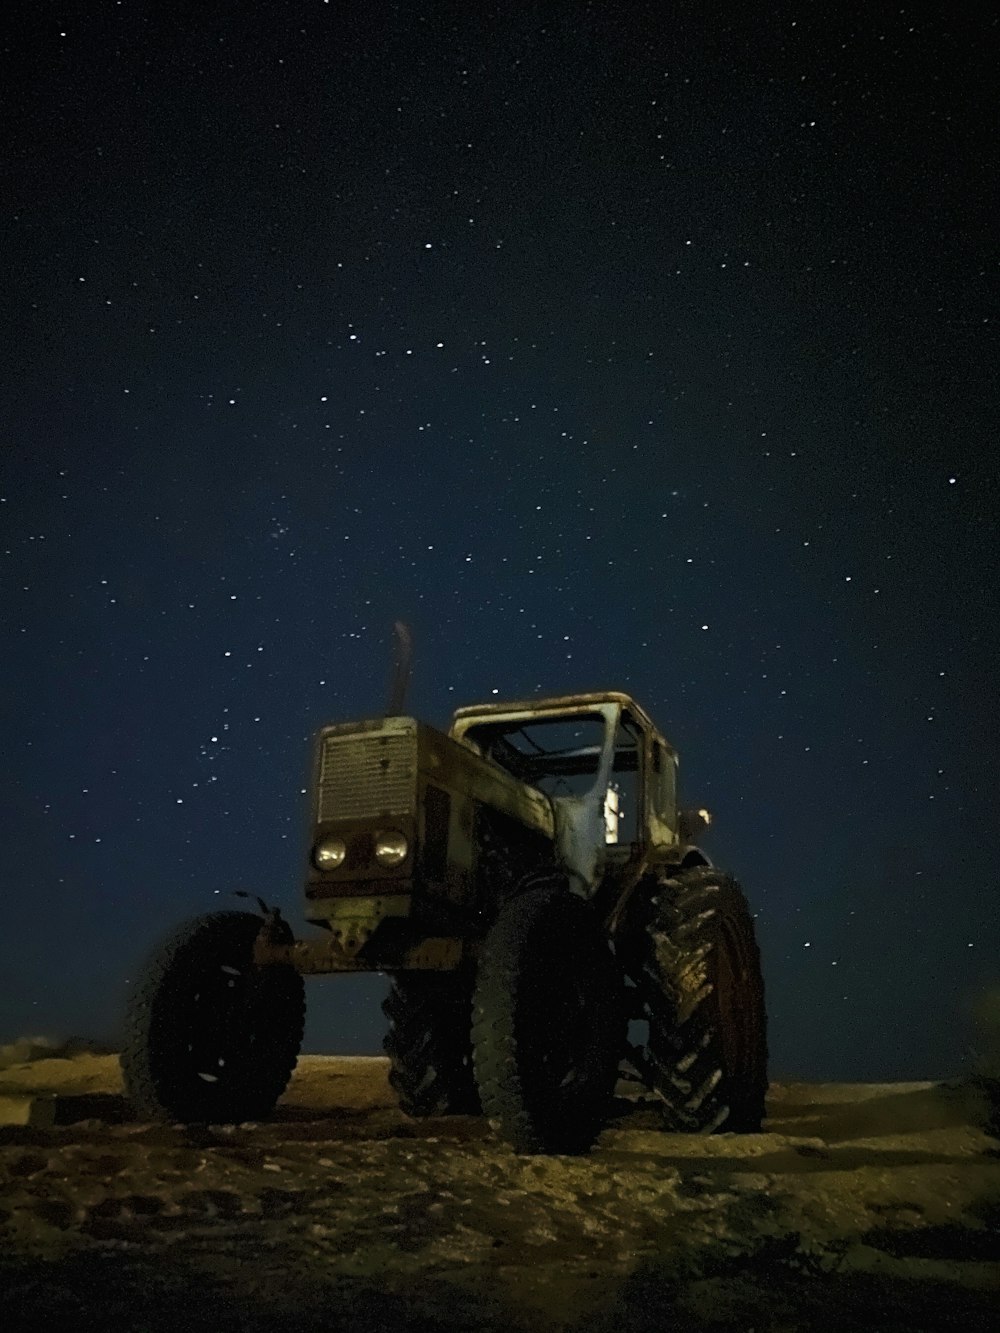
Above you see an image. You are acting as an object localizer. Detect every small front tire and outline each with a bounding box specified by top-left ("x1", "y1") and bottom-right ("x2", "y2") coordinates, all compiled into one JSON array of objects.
[{"x1": 121, "y1": 911, "x2": 305, "y2": 1124}]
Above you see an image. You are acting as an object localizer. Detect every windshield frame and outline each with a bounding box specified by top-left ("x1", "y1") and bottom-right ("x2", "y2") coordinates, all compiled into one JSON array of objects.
[{"x1": 457, "y1": 710, "x2": 612, "y2": 797}]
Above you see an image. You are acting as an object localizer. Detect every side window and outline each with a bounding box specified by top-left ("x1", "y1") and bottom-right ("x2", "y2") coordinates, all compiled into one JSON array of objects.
[{"x1": 652, "y1": 742, "x2": 676, "y2": 825}]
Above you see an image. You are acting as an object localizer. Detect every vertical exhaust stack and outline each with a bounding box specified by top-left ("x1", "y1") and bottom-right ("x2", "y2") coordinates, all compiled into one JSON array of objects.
[{"x1": 386, "y1": 620, "x2": 413, "y2": 716}]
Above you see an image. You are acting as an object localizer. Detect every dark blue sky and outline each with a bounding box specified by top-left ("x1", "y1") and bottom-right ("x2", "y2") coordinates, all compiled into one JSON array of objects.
[{"x1": 2, "y1": 2, "x2": 996, "y2": 1080}]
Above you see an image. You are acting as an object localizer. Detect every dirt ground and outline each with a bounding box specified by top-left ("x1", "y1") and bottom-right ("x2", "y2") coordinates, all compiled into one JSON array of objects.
[{"x1": 1, "y1": 1047, "x2": 998, "y2": 1331}]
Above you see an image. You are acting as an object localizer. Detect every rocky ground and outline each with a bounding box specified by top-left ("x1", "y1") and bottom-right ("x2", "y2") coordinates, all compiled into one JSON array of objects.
[{"x1": 1, "y1": 1045, "x2": 998, "y2": 1331}]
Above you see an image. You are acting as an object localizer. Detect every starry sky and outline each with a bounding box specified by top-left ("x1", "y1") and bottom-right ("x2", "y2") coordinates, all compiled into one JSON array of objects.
[{"x1": 2, "y1": 3, "x2": 997, "y2": 1082}]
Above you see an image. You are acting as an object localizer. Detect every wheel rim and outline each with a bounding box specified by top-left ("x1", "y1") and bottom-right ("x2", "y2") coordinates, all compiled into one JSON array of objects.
[
  {"x1": 180, "y1": 959, "x2": 256, "y2": 1088},
  {"x1": 520, "y1": 942, "x2": 600, "y2": 1099}
]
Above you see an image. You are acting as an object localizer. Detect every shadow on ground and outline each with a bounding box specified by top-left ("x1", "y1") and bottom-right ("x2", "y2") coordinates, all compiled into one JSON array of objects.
[
  {"x1": 0, "y1": 1249, "x2": 526, "y2": 1333},
  {"x1": 765, "y1": 1082, "x2": 997, "y2": 1142},
  {"x1": 3, "y1": 1239, "x2": 999, "y2": 1333},
  {"x1": 582, "y1": 1250, "x2": 1000, "y2": 1333}
]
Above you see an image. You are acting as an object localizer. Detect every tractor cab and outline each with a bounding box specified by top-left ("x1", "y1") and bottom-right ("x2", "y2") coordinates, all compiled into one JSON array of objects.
[{"x1": 450, "y1": 691, "x2": 679, "y2": 899}]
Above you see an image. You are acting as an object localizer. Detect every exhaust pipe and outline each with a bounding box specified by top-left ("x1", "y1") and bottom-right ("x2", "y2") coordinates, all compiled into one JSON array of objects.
[{"x1": 386, "y1": 620, "x2": 413, "y2": 715}]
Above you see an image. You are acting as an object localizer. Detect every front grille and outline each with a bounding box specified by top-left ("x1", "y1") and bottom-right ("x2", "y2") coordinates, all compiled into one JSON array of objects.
[{"x1": 317, "y1": 730, "x2": 415, "y2": 821}]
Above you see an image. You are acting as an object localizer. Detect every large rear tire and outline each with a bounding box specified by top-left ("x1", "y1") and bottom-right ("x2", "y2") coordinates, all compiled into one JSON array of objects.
[
  {"x1": 121, "y1": 911, "x2": 305, "y2": 1124},
  {"x1": 382, "y1": 971, "x2": 481, "y2": 1116},
  {"x1": 640, "y1": 867, "x2": 768, "y2": 1132},
  {"x1": 472, "y1": 879, "x2": 625, "y2": 1154}
]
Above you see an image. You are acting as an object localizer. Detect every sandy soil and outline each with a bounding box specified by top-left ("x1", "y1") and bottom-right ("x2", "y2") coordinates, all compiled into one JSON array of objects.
[{"x1": 1, "y1": 1050, "x2": 998, "y2": 1331}]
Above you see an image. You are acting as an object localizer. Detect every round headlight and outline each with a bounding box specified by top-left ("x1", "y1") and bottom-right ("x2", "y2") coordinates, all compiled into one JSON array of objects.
[
  {"x1": 374, "y1": 830, "x2": 408, "y2": 867},
  {"x1": 313, "y1": 836, "x2": 347, "y2": 870}
]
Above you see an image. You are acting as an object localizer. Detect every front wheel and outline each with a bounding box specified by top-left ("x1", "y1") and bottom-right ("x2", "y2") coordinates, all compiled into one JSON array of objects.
[
  {"x1": 472, "y1": 879, "x2": 625, "y2": 1154},
  {"x1": 121, "y1": 911, "x2": 305, "y2": 1124}
]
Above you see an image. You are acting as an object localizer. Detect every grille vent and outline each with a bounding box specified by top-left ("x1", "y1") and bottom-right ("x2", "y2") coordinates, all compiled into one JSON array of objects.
[{"x1": 317, "y1": 731, "x2": 415, "y2": 821}]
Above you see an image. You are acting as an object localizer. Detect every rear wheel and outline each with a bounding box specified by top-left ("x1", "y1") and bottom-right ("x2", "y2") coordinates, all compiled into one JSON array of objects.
[
  {"x1": 121, "y1": 911, "x2": 305, "y2": 1124},
  {"x1": 472, "y1": 878, "x2": 625, "y2": 1154},
  {"x1": 382, "y1": 971, "x2": 481, "y2": 1116},
  {"x1": 640, "y1": 867, "x2": 767, "y2": 1132}
]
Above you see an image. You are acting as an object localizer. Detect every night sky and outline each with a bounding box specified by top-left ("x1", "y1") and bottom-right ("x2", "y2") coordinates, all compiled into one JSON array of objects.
[{"x1": 2, "y1": 3, "x2": 996, "y2": 1083}]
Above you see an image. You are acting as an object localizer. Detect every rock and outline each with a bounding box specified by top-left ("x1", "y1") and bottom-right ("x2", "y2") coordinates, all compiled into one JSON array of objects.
[
  {"x1": 0, "y1": 1037, "x2": 62, "y2": 1070},
  {"x1": 0, "y1": 1094, "x2": 55, "y2": 1127}
]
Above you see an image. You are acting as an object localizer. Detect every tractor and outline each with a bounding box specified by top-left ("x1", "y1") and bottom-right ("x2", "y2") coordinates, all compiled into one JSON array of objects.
[{"x1": 121, "y1": 626, "x2": 767, "y2": 1154}]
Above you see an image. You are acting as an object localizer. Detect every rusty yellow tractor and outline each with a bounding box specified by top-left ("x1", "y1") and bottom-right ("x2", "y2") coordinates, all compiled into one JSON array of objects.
[{"x1": 122, "y1": 626, "x2": 767, "y2": 1153}]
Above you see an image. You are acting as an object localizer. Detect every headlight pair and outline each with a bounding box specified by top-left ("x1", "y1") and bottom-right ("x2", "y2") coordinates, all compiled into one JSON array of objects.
[{"x1": 312, "y1": 831, "x2": 408, "y2": 871}]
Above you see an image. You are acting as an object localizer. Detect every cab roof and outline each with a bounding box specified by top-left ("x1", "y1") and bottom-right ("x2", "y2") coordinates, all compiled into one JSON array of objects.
[{"x1": 451, "y1": 690, "x2": 670, "y2": 750}]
